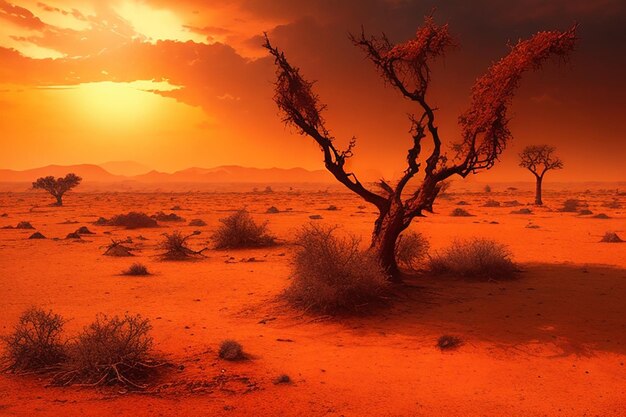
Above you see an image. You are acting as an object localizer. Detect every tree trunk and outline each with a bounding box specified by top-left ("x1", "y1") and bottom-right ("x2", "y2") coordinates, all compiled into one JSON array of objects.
[
  {"x1": 55, "y1": 195, "x2": 63, "y2": 206},
  {"x1": 534, "y1": 175, "x2": 543, "y2": 206},
  {"x1": 370, "y1": 203, "x2": 406, "y2": 282}
]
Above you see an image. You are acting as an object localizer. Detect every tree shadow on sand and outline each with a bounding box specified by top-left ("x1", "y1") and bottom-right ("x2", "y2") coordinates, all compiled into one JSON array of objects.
[{"x1": 345, "y1": 263, "x2": 626, "y2": 358}]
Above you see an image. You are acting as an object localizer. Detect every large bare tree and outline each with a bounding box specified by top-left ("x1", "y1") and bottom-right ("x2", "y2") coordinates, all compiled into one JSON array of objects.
[
  {"x1": 519, "y1": 145, "x2": 563, "y2": 205},
  {"x1": 264, "y1": 16, "x2": 576, "y2": 280},
  {"x1": 32, "y1": 173, "x2": 82, "y2": 206}
]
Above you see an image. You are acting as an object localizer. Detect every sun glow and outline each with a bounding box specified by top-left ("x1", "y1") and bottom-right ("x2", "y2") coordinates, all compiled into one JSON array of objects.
[{"x1": 115, "y1": 1, "x2": 207, "y2": 43}]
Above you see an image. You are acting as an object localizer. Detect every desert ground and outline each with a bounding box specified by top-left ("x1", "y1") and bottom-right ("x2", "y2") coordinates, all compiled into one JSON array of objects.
[{"x1": 0, "y1": 185, "x2": 624, "y2": 417}]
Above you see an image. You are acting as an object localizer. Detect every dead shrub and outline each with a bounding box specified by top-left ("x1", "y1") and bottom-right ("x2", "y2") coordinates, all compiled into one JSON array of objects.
[
  {"x1": 159, "y1": 230, "x2": 207, "y2": 260},
  {"x1": 122, "y1": 263, "x2": 151, "y2": 276},
  {"x1": 437, "y1": 335, "x2": 462, "y2": 350},
  {"x1": 600, "y1": 232, "x2": 623, "y2": 243},
  {"x1": 450, "y1": 208, "x2": 472, "y2": 217},
  {"x1": 212, "y1": 210, "x2": 276, "y2": 249},
  {"x1": 16, "y1": 221, "x2": 34, "y2": 229},
  {"x1": 266, "y1": 206, "x2": 280, "y2": 214},
  {"x1": 395, "y1": 232, "x2": 430, "y2": 272},
  {"x1": 560, "y1": 199, "x2": 583, "y2": 212},
  {"x1": 76, "y1": 226, "x2": 94, "y2": 235},
  {"x1": 593, "y1": 213, "x2": 611, "y2": 219},
  {"x1": 483, "y1": 200, "x2": 501, "y2": 207},
  {"x1": 511, "y1": 208, "x2": 532, "y2": 214},
  {"x1": 103, "y1": 212, "x2": 158, "y2": 229},
  {"x1": 153, "y1": 211, "x2": 185, "y2": 222},
  {"x1": 103, "y1": 240, "x2": 134, "y2": 257},
  {"x1": 429, "y1": 238, "x2": 517, "y2": 280},
  {"x1": 28, "y1": 232, "x2": 46, "y2": 239},
  {"x1": 188, "y1": 218, "x2": 207, "y2": 227},
  {"x1": 578, "y1": 209, "x2": 593, "y2": 215},
  {"x1": 2, "y1": 307, "x2": 66, "y2": 372},
  {"x1": 285, "y1": 224, "x2": 389, "y2": 314},
  {"x1": 218, "y1": 340, "x2": 245, "y2": 361},
  {"x1": 602, "y1": 199, "x2": 622, "y2": 209},
  {"x1": 52, "y1": 314, "x2": 162, "y2": 389}
]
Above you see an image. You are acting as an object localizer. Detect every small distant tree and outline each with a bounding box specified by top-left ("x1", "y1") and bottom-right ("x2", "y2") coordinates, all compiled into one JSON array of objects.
[
  {"x1": 519, "y1": 145, "x2": 563, "y2": 205},
  {"x1": 264, "y1": 16, "x2": 576, "y2": 280},
  {"x1": 32, "y1": 174, "x2": 82, "y2": 206}
]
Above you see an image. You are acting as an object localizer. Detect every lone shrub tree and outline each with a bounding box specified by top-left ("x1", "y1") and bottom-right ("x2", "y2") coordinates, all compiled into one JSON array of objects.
[
  {"x1": 32, "y1": 173, "x2": 82, "y2": 206},
  {"x1": 264, "y1": 16, "x2": 576, "y2": 280},
  {"x1": 519, "y1": 145, "x2": 563, "y2": 205}
]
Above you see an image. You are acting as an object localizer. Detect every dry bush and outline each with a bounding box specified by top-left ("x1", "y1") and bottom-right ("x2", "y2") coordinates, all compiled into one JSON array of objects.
[
  {"x1": 153, "y1": 211, "x2": 185, "y2": 222},
  {"x1": 122, "y1": 263, "x2": 151, "y2": 276},
  {"x1": 602, "y1": 199, "x2": 622, "y2": 209},
  {"x1": 266, "y1": 206, "x2": 280, "y2": 214},
  {"x1": 593, "y1": 213, "x2": 611, "y2": 219},
  {"x1": 2, "y1": 307, "x2": 66, "y2": 372},
  {"x1": 76, "y1": 226, "x2": 94, "y2": 235},
  {"x1": 28, "y1": 232, "x2": 46, "y2": 239},
  {"x1": 188, "y1": 218, "x2": 207, "y2": 227},
  {"x1": 560, "y1": 199, "x2": 582, "y2": 212},
  {"x1": 483, "y1": 200, "x2": 501, "y2": 207},
  {"x1": 600, "y1": 232, "x2": 623, "y2": 243},
  {"x1": 103, "y1": 240, "x2": 134, "y2": 257},
  {"x1": 159, "y1": 230, "x2": 207, "y2": 260},
  {"x1": 429, "y1": 238, "x2": 517, "y2": 280},
  {"x1": 16, "y1": 221, "x2": 34, "y2": 229},
  {"x1": 103, "y1": 212, "x2": 158, "y2": 229},
  {"x1": 218, "y1": 340, "x2": 245, "y2": 361},
  {"x1": 274, "y1": 374, "x2": 291, "y2": 384},
  {"x1": 511, "y1": 208, "x2": 532, "y2": 214},
  {"x1": 212, "y1": 209, "x2": 276, "y2": 249},
  {"x1": 578, "y1": 209, "x2": 593, "y2": 215},
  {"x1": 395, "y1": 231, "x2": 430, "y2": 271},
  {"x1": 450, "y1": 208, "x2": 472, "y2": 217},
  {"x1": 285, "y1": 223, "x2": 389, "y2": 314},
  {"x1": 437, "y1": 335, "x2": 462, "y2": 350},
  {"x1": 52, "y1": 314, "x2": 162, "y2": 389}
]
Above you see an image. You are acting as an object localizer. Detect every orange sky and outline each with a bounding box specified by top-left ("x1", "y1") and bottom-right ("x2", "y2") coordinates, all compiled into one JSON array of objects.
[{"x1": 0, "y1": 0, "x2": 625, "y2": 182}]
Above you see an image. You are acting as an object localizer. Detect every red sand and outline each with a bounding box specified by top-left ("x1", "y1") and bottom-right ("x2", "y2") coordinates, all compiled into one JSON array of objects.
[{"x1": 0, "y1": 188, "x2": 624, "y2": 416}]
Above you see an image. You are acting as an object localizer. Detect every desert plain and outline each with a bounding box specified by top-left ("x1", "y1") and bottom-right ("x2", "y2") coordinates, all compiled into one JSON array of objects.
[{"x1": 0, "y1": 183, "x2": 624, "y2": 417}]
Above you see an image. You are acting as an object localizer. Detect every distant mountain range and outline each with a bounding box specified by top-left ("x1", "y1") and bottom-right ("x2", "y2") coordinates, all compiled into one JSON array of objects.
[{"x1": 0, "y1": 163, "x2": 351, "y2": 184}]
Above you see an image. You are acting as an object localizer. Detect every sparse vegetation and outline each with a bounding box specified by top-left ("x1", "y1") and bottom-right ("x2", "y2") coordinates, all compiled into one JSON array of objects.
[
  {"x1": 52, "y1": 314, "x2": 162, "y2": 389},
  {"x1": 483, "y1": 200, "x2": 500, "y2": 207},
  {"x1": 395, "y1": 231, "x2": 430, "y2": 272},
  {"x1": 28, "y1": 232, "x2": 46, "y2": 239},
  {"x1": 511, "y1": 208, "x2": 533, "y2": 214},
  {"x1": 600, "y1": 232, "x2": 623, "y2": 243},
  {"x1": 212, "y1": 209, "x2": 276, "y2": 249},
  {"x1": 188, "y1": 218, "x2": 207, "y2": 227},
  {"x1": 2, "y1": 307, "x2": 66, "y2": 372},
  {"x1": 274, "y1": 374, "x2": 291, "y2": 384},
  {"x1": 75, "y1": 226, "x2": 94, "y2": 234},
  {"x1": 122, "y1": 263, "x2": 151, "y2": 276},
  {"x1": 285, "y1": 224, "x2": 389, "y2": 314},
  {"x1": 266, "y1": 206, "x2": 280, "y2": 214},
  {"x1": 100, "y1": 212, "x2": 158, "y2": 229},
  {"x1": 159, "y1": 230, "x2": 207, "y2": 260},
  {"x1": 437, "y1": 335, "x2": 462, "y2": 350},
  {"x1": 560, "y1": 199, "x2": 582, "y2": 212},
  {"x1": 429, "y1": 238, "x2": 517, "y2": 280},
  {"x1": 153, "y1": 211, "x2": 185, "y2": 222},
  {"x1": 16, "y1": 221, "x2": 34, "y2": 229},
  {"x1": 218, "y1": 340, "x2": 245, "y2": 361},
  {"x1": 104, "y1": 240, "x2": 133, "y2": 257},
  {"x1": 450, "y1": 208, "x2": 473, "y2": 217}
]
